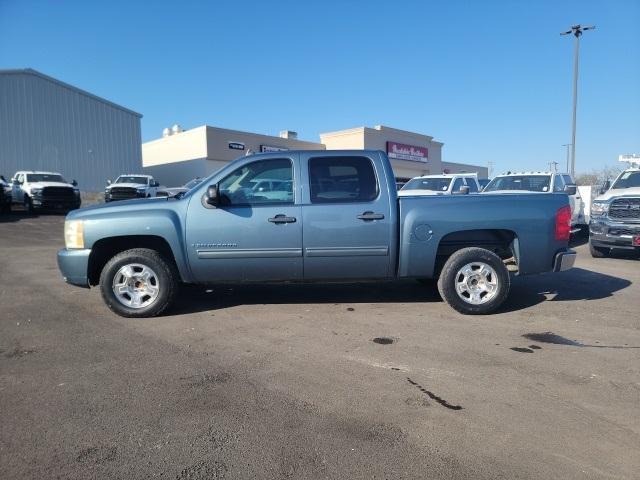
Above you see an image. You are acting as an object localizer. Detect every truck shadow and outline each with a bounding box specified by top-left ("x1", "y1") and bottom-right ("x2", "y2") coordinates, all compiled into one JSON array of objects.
[
  {"x1": 500, "y1": 267, "x2": 632, "y2": 313},
  {"x1": 171, "y1": 280, "x2": 441, "y2": 315},
  {"x1": 169, "y1": 267, "x2": 630, "y2": 316}
]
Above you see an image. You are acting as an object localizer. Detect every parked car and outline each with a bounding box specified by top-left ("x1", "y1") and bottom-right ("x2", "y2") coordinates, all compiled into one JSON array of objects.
[
  {"x1": 10, "y1": 171, "x2": 80, "y2": 213},
  {"x1": 482, "y1": 171, "x2": 585, "y2": 232},
  {"x1": 1, "y1": 175, "x2": 12, "y2": 213},
  {"x1": 156, "y1": 177, "x2": 204, "y2": 198},
  {"x1": 104, "y1": 174, "x2": 159, "y2": 202},
  {"x1": 398, "y1": 174, "x2": 481, "y2": 196},
  {"x1": 57, "y1": 150, "x2": 575, "y2": 318},
  {"x1": 589, "y1": 162, "x2": 640, "y2": 257}
]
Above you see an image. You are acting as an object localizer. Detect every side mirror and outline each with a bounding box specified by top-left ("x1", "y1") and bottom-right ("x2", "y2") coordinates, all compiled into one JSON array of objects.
[
  {"x1": 72, "y1": 179, "x2": 78, "y2": 187},
  {"x1": 152, "y1": 181, "x2": 160, "y2": 187},
  {"x1": 205, "y1": 184, "x2": 220, "y2": 207},
  {"x1": 564, "y1": 184, "x2": 577, "y2": 196},
  {"x1": 454, "y1": 185, "x2": 470, "y2": 195},
  {"x1": 107, "y1": 179, "x2": 112, "y2": 185},
  {"x1": 12, "y1": 179, "x2": 20, "y2": 185},
  {"x1": 599, "y1": 180, "x2": 610, "y2": 195}
]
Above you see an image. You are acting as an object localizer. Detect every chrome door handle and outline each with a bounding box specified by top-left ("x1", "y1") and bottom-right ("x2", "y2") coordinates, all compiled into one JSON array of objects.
[
  {"x1": 268, "y1": 214, "x2": 297, "y2": 224},
  {"x1": 357, "y1": 211, "x2": 384, "y2": 221}
]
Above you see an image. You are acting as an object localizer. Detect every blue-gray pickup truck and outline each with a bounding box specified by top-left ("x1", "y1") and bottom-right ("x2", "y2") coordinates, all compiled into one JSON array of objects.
[{"x1": 58, "y1": 150, "x2": 576, "y2": 317}]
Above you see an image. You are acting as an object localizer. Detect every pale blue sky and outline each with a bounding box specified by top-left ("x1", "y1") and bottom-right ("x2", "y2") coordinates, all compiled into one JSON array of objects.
[{"x1": 1, "y1": 0, "x2": 638, "y2": 175}]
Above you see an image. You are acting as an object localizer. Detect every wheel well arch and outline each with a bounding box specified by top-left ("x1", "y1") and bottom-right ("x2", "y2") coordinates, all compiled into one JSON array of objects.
[
  {"x1": 88, "y1": 235, "x2": 178, "y2": 286},
  {"x1": 435, "y1": 229, "x2": 519, "y2": 274}
]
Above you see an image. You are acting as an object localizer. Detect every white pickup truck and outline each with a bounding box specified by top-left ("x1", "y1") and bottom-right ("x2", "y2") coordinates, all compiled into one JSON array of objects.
[
  {"x1": 398, "y1": 173, "x2": 482, "y2": 196},
  {"x1": 589, "y1": 159, "x2": 640, "y2": 257},
  {"x1": 10, "y1": 171, "x2": 81, "y2": 212},
  {"x1": 104, "y1": 174, "x2": 160, "y2": 202},
  {"x1": 482, "y1": 171, "x2": 586, "y2": 233}
]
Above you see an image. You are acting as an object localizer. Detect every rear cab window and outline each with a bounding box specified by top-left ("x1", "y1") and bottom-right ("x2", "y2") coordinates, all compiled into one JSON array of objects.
[{"x1": 308, "y1": 156, "x2": 378, "y2": 203}]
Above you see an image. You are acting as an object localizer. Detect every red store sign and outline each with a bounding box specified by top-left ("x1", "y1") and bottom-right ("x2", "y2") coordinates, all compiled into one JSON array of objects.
[{"x1": 386, "y1": 142, "x2": 428, "y2": 163}]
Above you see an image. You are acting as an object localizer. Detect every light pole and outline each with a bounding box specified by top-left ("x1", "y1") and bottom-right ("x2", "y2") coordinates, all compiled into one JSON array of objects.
[
  {"x1": 562, "y1": 143, "x2": 571, "y2": 172},
  {"x1": 561, "y1": 24, "x2": 595, "y2": 177}
]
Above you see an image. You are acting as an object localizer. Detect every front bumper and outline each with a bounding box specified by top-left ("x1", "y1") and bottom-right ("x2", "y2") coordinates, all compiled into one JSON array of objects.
[
  {"x1": 589, "y1": 217, "x2": 640, "y2": 250},
  {"x1": 57, "y1": 248, "x2": 91, "y2": 288},
  {"x1": 553, "y1": 249, "x2": 577, "y2": 272},
  {"x1": 32, "y1": 195, "x2": 81, "y2": 210},
  {"x1": 105, "y1": 191, "x2": 147, "y2": 202}
]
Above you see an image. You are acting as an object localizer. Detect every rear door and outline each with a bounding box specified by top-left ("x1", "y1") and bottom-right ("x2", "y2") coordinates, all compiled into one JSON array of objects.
[{"x1": 301, "y1": 152, "x2": 393, "y2": 280}]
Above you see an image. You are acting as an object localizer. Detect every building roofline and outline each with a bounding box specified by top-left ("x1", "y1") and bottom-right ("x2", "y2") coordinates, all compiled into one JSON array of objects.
[{"x1": 0, "y1": 68, "x2": 143, "y2": 118}]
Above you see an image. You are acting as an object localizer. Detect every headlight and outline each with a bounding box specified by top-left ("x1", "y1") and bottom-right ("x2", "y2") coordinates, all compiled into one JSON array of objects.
[
  {"x1": 64, "y1": 220, "x2": 85, "y2": 249},
  {"x1": 591, "y1": 201, "x2": 609, "y2": 216},
  {"x1": 31, "y1": 188, "x2": 43, "y2": 195}
]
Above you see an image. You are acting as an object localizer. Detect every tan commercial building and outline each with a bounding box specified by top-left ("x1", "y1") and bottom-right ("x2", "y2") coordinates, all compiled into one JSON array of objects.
[{"x1": 142, "y1": 124, "x2": 487, "y2": 187}]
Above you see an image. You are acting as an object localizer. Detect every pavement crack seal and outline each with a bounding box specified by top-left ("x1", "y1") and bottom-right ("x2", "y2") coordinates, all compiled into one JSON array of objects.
[{"x1": 406, "y1": 377, "x2": 463, "y2": 411}]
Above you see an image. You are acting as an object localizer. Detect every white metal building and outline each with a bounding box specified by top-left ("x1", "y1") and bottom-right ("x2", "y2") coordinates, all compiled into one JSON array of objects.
[{"x1": 0, "y1": 69, "x2": 142, "y2": 191}]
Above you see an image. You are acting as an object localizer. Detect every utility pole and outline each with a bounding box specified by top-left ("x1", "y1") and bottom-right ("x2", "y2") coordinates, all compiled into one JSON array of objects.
[
  {"x1": 562, "y1": 143, "x2": 571, "y2": 172},
  {"x1": 548, "y1": 161, "x2": 559, "y2": 173},
  {"x1": 561, "y1": 24, "x2": 595, "y2": 177},
  {"x1": 487, "y1": 161, "x2": 494, "y2": 178}
]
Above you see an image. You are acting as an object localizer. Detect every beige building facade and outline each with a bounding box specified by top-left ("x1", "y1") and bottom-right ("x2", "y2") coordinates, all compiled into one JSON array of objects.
[{"x1": 142, "y1": 124, "x2": 487, "y2": 187}]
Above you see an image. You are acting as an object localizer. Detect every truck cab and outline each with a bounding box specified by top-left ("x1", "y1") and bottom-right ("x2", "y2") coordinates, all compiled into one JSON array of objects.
[
  {"x1": 398, "y1": 173, "x2": 480, "y2": 196},
  {"x1": 105, "y1": 174, "x2": 159, "y2": 202},
  {"x1": 589, "y1": 158, "x2": 640, "y2": 257},
  {"x1": 10, "y1": 171, "x2": 80, "y2": 212}
]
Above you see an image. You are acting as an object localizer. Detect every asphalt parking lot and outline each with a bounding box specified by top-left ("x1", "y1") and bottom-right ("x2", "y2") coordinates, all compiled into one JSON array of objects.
[{"x1": 1, "y1": 211, "x2": 639, "y2": 479}]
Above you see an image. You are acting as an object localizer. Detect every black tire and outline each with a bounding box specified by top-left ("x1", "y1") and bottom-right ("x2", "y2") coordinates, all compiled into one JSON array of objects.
[
  {"x1": 437, "y1": 247, "x2": 510, "y2": 315},
  {"x1": 589, "y1": 242, "x2": 609, "y2": 258},
  {"x1": 99, "y1": 248, "x2": 179, "y2": 318},
  {"x1": 23, "y1": 195, "x2": 33, "y2": 213}
]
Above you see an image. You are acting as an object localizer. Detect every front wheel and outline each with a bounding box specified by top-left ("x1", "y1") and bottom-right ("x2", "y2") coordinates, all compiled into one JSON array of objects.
[
  {"x1": 437, "y1": 247, "x2": 510, "y2": 315},
  {"x1": 99, "y1": 248, "x2": 179, "y2": 318},
  {"x1": 589, "y1": 242, "x2": 610, "y2": 258},
  {"x1": 23, "y1": 195, "x2": 34, "y2": 213}
]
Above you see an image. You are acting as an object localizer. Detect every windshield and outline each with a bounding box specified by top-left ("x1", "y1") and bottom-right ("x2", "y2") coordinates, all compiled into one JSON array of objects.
[
  {"x1": 611, "y1": 171, "x2": 640, "y2": 189},
  {"x1": 401, "y1": 177, "x2": 452, "y2": 192},
  {"x1": 115, "y1": 176, "x2": 148, "y2": 184},
  {"x1": 183, "y1": 178, "x2": 203, "y2": 189},
  {"x1": 483, "y1": 175, "x2": 551, "y2": 192},
  {"x1": 26, "y1": 173, "x2": 66, "y2": 183}
]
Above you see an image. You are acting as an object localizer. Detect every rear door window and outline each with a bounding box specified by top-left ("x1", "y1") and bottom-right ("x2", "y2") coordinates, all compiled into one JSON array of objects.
[{"x1": 308, "y1": 156, "x2": 378, "y2": 203}]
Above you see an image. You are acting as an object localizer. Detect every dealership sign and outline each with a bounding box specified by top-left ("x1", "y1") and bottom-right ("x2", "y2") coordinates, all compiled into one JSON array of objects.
[
  {"x1": 228, "y1": 141, "x2": 245, "y2": 150},
  {"x1": 260, "y1": 145, "x2": 289, "y2": 152},
  {"x1": 386, "y1": 142, "x2": 428, "y2": 163}
]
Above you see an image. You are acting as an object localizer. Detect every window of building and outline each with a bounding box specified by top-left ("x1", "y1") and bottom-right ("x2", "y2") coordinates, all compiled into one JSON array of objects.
[{"x1": 309, "y1": 156, "x2": 378, "y2": 203}]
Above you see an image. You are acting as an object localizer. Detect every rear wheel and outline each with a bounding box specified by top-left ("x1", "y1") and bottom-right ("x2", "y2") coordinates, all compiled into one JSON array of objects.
[
  {"x1": 589, "y1": 242, "x2": 610, "y2": 258},
  {"x1": 437, "y1": 247, "x2": 510, "y2": 315},
  {"x1": 99, "y1": 248, "x2": 178, "y2": 318}
]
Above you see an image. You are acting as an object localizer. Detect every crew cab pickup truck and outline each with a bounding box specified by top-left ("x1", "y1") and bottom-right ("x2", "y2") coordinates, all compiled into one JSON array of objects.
[
  {"x1": 11, "y1": 171, "x2": 81, "y2": 212},
  {"x1": 104, "y1": 174, "x2": 160, "y2": 202},
  {"x1": 589, "y1": 161, "x2": 640, "y2": 257},
  {"x1": 57, "y1": 150, "x2": 576, "y2": 318},
  {"x1": 398, "y1": 173, "x2": 481, "y2": 196}
]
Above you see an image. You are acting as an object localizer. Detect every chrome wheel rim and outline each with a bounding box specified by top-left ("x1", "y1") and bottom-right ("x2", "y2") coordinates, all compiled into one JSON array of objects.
[
  {"x1": 112, "y1": 263, "x2": 160, "y2": 309},
  {"x1": 454, "y1": 262, "x2": 499, "y2": 305}
]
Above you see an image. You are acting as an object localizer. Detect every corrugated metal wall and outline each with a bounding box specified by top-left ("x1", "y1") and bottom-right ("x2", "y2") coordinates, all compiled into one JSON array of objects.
[{"x1": 0, "y1": 71, "x2": 142, "y2": 191}]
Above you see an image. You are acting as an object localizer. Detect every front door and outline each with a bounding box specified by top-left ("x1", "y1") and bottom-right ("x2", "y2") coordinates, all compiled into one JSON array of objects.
[
  {"x1": 301, "y1": 153, "x2": 393, "y2": 280},
  {"x1": 185, "y1": 156, "x2": 302, "y2": 283}
]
